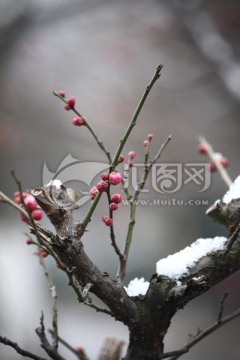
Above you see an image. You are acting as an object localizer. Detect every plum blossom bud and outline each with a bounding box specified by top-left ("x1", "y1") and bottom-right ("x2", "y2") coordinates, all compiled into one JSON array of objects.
[
  {"x1": 148, "y1": 133, "x2": 153, "y2": 140},
  {"x1": 109, "y1": 172, "x2": 122, "y2": 185},
  {"x1": 97, "y1": 180, "x2": 108, "y2": 192},
  {"x1": 111, "y1": 193, "x2": 122, "y2": 204},
  {"x1": 58, "y1": 90, "x2": 65, "y2": 98},
  {"x1": 197, "y1": 144, "x2": 207, "y2": 154},
  {"x1": 101, "y1": 173, "x2": 109, "y2": 181},
  {"x1": 18, "y1": 211, "x2": 29, "y2": 223},
  {"x1": 110, "y1": 202, "x2": 118, "y2": 211},
  {"x1": 75, "y1": 346, "x2": 84, "y2": 354},
  {"x1": 31, "y1": 209, "x2": 42, "y2": 221},
  {"x1": 41, "y1": 249, "x2": 48, "y2": 258},
  {"x1": 67, "y1": 96, "x2": 76, "y2": 108},
  {"x1": 220, "y1": 156, "x2": 229, "y2": 168},
  {"x1": 118, "y1": 154, "x2": 124, "y2": 163},
  {"x1": 208, "y1": 162, "x2": 217, "y2": 172},
  {"x1": 14, "y1": 192, "x2": 28, "y2": 204},
  {"x1": 64, "y1": 104, "x2": 71, "y2": 111},
  {"x1": 128, "y1": 151, "x2": 136, "y2": 159},
  {"x1": 102, "y1": 216, "x2": 113, "y2": 226},
  {"x1": 24, "y1": 195, "x2": 37, "y2": 210},
  {"x1": 72, "y1": 116, "x2": 85, "y2": 126},
  {"x1": 26, "y1": 239, "x2": 32, "y2": 245},
  {"x1": 143, "y1": 140, "x2": 148, "y2": 147},
  {"x1": 89, "y1": 186, "x2": 99, "y2": 199}
]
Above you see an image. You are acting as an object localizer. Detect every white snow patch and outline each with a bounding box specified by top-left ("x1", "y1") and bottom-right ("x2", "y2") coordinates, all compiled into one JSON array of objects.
[
  {"x1": 47, "y1": 179, "x2": 62, "y2": 189},
  {"x1": 156, "y1": 236, "x2": 226, "y2": 279},
  {"x1": 124, "y1": 277, "x2": 150, "y2": 297},
  {"x1": 223, "y1": 175, "x2": 240, "y2": 203}
]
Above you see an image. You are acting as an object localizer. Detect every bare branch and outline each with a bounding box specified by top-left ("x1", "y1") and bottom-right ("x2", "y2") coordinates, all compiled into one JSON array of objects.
[
  {"x1": 163, "y1": 305, "x2": 240, "y2": 360},
  {"x1": 217, "y1": 292, "x2": 228, "y2": 323},
  {"x1": 36, "y1": 313, "x2": 66, "y2": 360},
  {"x1": 0, "y1": 335, "x2": 48, "y2": 360}
]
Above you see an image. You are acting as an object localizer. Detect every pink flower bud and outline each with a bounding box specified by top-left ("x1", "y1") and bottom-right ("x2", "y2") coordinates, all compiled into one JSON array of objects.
[
  {"x1": 128, "y1": 151, "x2": 136, "y2": 159},
  {"x1": 64, "y1": 104, "x2": 71, "y2": 111},
  {"x1": 101, "y1": 173, "x2": 109, "y2": 181},
  {"x1": 75, "y1": 346, "x2": 84, "y2": 354},
  {"x1": 89, "y1": 186, "x2": 99, "y2": 199},
  {"x1": 110, "y1": 202, "x2": 118, "y2": 211},
  {"x1": 72, "y1": 116, "x2": 85, "y2": 126},
  {"x1": 111, "y1": 193, "x2": 122, "y2": 204},
  {"x1": 109, "y1": 171, "x2": 122, "y2": 185},
  {"x1": 118, "y1": 154, "x2": 124, "y2": 163},
  {"x1": 67, "y1": 96, "x2": 76, "y2": 108},
  {"x1": 24, "y1": 195, "x2": 37, "y2": 210},
  {"x1": 148, "y1": 133, "x2": 153, "y2": 140},
  {"x1": 207, "y1": 162, "x2": 217, "y2": 172},
  {"x1": 143, "y1": 140, "x2": 148, "y2": 147},
  {"x1": 220, "y1": 156, "x2": 229, "y2": 168},
  {"x1": 102, "y1": 216, "x2": 113, "y2": 226},
  {"x1": 97, "y1": 180, "x2": 108, "y2": 192},
  {"x1": 18, "y1": 211, "x2": 29, "y2": 223},
  {"x1": 31, "y1": 209, "x2": 42, "y2": 221},
  {"x1": 14, "y1": 196, "x2": 21, "y2": 204},
  {"x1": 41, "y1": 249, "x2": 48, "y2": 258},
  {"x1": 58, "y1": 90, "x2": 65, "y2": 98},
  {"x1": 197, "y1": 144, "x2": 207, "y2": 154},
  {"x1": 26, "y1": 239, "x2": 32, "y2": 245}
]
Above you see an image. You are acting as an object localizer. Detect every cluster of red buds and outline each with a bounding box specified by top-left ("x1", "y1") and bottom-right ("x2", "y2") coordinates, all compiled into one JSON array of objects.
[
  {"x1": 34, "y1": 247, "x2": 48, "y2": 258},
  {"x1": 102, "y1": 193, "x2": 122, "y2": 227},
  {"x1": 14, "y1": 192, "x2": 42, "y2": 223},
  {"x1": 63, "y1": 95, "x2": 76, "y2": 111},
  {"x1": 89, "y1": 170, "x2": 123, "y2": 227},
  {"x1": 143, "y1": 133, "x2": 154, "y2": 147},
  {"x1": 90, "y1": 171, "x2": 122, "y2": 197},
  {"x1": 59, "y1": 91, "x2": 86, "y2": 127},
  {"x1": 197, "y1": 144, "x2": 229, "y2": 172}
]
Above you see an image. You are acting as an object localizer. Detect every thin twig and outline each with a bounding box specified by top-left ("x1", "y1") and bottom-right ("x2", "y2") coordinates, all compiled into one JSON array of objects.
[
  {"x1": 198, "y1": 136, "x2": 232, "y2": 188},
  {"x1": 164, "y1": 306, "x2": 240, "y2": 360},
  {"x1": 0, "y1": 335, "x2": 48, "y2": 360},
  {"x1": 48, "y1": 330, "x2": 90, "y2": 360},
  {"x1": 11, "y1": 171, "x2": 43, "y2": 246},
  {"x1": 38, "y1": 255, "x2": 59, "y2": 350},
  {"x1": 36, "y1": 313, "x2": 65, "y2": 360},
  {"x1": 150, "y1": 135, "x2": 172, "y2": 167},
  {"x1": 106, "y1": 190, "x2": 124, "y2": 261},
  {"x1": 53, "y1": 90, "x2": 112, "y2": 163},
  {"x1": 0, "y1": 190, "x2": 29, "y2": 218},
  {"x1": 117, "y1": 135, "x2": 172, "y2": 283},
  {"x1": 80, "y1": 65, "x2": 163, "y2": 231},
  {"x1": 217, "y1": 292, "x2": 228, "y2": 323}
]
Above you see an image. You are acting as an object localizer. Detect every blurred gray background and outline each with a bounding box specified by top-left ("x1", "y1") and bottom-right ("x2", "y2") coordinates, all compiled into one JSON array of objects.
[{"x1": 1, "y1": 0, "x2": 240, "y2": 359}]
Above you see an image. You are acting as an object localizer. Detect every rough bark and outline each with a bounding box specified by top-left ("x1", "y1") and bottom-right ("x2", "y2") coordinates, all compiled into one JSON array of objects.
[{"x1": 32, "y1": 185, "x2": 240, "y2": 360}]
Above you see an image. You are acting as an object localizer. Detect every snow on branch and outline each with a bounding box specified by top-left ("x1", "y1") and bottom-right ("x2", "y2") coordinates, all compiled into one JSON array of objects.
[
  {"x1": 156, "y1": 236, "x2": 227, "y2": 279},
  {"x1": 125, "y1": 277, "x2": 150, "y2": 297},
  {"x1": 222, "y1": 175, "x2": 240, "y2": 204}
]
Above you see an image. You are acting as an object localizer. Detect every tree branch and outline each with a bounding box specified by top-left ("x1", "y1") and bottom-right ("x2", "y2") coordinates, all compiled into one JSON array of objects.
[
  {"x1": 36, "y1": 313, "x2": 65, "y2": 360},
  {"x1": 0, "y1": 335, "x2": 48, "y2": 360},
  {"x1": 165, "y1": 306, "x2": 240, "y2": 360}
]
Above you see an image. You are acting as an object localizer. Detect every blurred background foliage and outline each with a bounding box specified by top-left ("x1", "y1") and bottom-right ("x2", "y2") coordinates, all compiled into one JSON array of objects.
[{"x1": 1, "y1": 0, "x2": 240, "y2": 359}]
